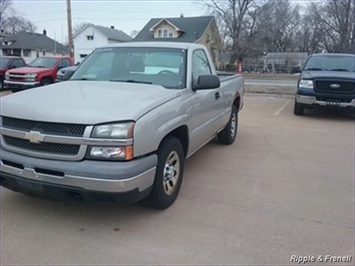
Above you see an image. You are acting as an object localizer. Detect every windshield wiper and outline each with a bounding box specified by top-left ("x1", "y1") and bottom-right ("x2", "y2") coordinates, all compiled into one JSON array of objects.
[
  {"x1": 110, "y1": 79, "x2": 153, "y2": 85},
  {"x1": 330, "y1": 68, "x2": 351, "y2": 72},
  {"x1": 305, "y1": 68, "x2": 325, "y2": 71}
]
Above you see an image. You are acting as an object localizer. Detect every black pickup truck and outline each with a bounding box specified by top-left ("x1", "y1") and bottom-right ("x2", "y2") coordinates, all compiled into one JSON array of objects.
[{"x1": 294, "y1": 53, "x2": 355, "y2": 115}]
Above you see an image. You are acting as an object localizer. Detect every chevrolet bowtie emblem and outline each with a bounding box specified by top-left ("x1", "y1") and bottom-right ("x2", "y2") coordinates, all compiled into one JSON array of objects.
[{"x1": 24, "y1": 131, "x2": 45, "y2": 143}]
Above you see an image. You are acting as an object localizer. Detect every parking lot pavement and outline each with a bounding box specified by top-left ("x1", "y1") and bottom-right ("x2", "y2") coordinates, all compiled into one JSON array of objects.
[
  {"x1": 0, "y1": 90, "x2": 12, "y2": 97},
  {"x1": 1, "y1": 93, "x2": 354, "y2": 265}
]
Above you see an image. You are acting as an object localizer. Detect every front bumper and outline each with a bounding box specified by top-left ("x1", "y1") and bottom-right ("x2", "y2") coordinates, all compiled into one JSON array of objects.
[
  {"x1": 4, "y1": 80, "x2": 40, "y2": 87},
  {"x1": 296, "y1": 95, "x2": 355, "y2": 108},
  {"x1": 0, "y1": 147, "x2": 157, "y2": 203}
]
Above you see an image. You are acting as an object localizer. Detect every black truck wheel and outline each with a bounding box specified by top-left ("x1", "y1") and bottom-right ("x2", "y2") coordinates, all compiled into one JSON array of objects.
[
  {"x1": 148, "y1": 137, "x2": 185, "y2": 209},
  {"x1": 294, "y1": 100, "x2": 304, "y2": 116},
  {"x1": 217, "y1": 105, "x2": 238, "y2": 145},
  {"x1": 40, "y1": 78, "x2": 52, "y2": 86}
]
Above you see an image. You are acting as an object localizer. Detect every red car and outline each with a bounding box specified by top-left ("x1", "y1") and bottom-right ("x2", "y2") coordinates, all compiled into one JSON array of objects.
[
  {"x1": 0, "y1": 56, "x2": 26, "y2": 90},
  {"x1": 4, "y1": 56, "x2": 74, "y2": 91}
]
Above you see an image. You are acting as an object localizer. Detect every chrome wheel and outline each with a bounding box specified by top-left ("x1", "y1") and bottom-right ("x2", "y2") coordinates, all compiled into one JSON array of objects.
[{"x1": 163, "y1": 151, "x2": 180, "y2": 196}]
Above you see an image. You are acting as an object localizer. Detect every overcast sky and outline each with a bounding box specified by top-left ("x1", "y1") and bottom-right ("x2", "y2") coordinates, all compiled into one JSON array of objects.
[{"x1": 12, "y1": 0, "x2": 203, "y2": 42}]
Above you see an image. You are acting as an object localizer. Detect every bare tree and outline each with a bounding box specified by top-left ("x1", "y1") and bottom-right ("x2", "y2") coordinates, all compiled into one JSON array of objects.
[
  {"x1": 0, "y1": 0, "x2": 13, "y2": 30},
  {"x1": 202, "y1": 0, "x2": 257, "y2": 64},
  {"x1": 308, "y1": 0, "x2": 354, "y2": 53},
  {"x1": 4, "y1": 15, "x2": 37, "y2": 34}
]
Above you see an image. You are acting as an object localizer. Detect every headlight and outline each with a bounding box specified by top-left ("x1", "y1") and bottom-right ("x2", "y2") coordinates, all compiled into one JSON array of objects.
[
  {"x1": 5, "y1": 73, "x2": 9, "y2": 80},
  {"x1": 88, "y1": 122, "x2": 135, "y2": 160},
  {"x1": 92, "y1": 122, "x2": 134, "y2": 138},
  {"x1": 299, "y1": 79, "x2": 313, "y2": 89},
  {"x1": 88, "y1": 146, "x2": 133, "y2": 160}
]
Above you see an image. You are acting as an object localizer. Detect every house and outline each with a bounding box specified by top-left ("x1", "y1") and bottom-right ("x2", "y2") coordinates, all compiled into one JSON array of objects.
[
  {"x1": 134, "y1": 16, "x2": 223, "y2": 67},
  {"x1": 73, "y1": 24, "x2": 132, "y2": 63},
  {"x1": 0, "y1": 30, "x2": 67, "y2": 63}
]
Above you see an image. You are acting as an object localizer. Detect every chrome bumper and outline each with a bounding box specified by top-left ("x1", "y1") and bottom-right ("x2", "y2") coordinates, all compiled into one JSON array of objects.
[
  {"x1": 296, "y1": 95, "x2": 355, "y2": 108},
  {"x1": 0, "y1": 148, "x2": 157, "y2": 193},
  {"x1": 4, "y1": 80, "x2": 40, "y2": 86}
]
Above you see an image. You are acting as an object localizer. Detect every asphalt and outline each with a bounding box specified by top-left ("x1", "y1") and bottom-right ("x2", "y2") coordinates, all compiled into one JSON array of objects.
[{"x1": 0, "y1": 93, "x2": 353, "y2": 265}]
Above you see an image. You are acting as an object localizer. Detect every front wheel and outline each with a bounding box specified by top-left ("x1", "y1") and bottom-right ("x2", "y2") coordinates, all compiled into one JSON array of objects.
[
  {"x1": 148, "y1": 137, "x2": 185, "y2": 210},
  {"x1": 40, "y1": 78, "x2": 52, "y2": 86},
  {"x1": 294, "y1": 100, "x2": 304, "y2": 116},
  {"x1": 217, "y1": 105, "x2": 238, "y2": 145}
]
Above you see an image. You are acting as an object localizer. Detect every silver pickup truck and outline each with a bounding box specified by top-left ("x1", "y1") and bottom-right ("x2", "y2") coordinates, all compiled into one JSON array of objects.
[{"x1": 0, "y1": 42, "x2": 244, "y2": 209}]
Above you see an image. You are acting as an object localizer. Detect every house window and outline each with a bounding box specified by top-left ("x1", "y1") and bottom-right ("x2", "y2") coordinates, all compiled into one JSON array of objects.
[
  {"x1": 80, "y1": 54, "x2": 88, "y2": 59},
  {"x1": 157, "y1": 29, "x2": 173, "y2": 38},
  {"x1": 23, "y1": 49, "x2": 31, "y2": 57},
  {"x1": 12, "y1": 49, "x2": 21, "y2": 56},
  {"x1": 87, "y1": 35, "x2": 94, "y2": 41},
  {"x1": 42, "y1": 50, "x2": 46, "y2": 56}
]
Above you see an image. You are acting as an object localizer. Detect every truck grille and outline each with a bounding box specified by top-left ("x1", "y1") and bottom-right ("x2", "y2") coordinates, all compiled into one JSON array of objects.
[
  {"x1": 3, "y1": 136, "x2": 80, "y2": 155},
  {"x1": 2, "y1": 117, "x2": 86, "y2": 137},
  {"x1": 315, "y1": 80, "x2": 355, "y2": 94}
]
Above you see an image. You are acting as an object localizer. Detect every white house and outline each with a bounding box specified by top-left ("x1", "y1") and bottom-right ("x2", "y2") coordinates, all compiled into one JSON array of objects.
[
  {"x1": 73, "y1": 24, "x2": 132, "y2": 63},
  {"x1": 0, "y1": 30, "x2": 67, "y2": 63}
]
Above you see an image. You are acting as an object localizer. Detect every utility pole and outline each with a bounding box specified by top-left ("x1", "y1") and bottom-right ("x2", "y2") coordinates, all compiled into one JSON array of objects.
[{"x1": 66, "y1": 0, "x2": 74, "y2": 58}]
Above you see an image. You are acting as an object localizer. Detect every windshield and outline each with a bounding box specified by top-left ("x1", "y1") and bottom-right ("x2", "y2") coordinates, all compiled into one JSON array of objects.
[
  {"x1": 28, "y1": 57, "x2": 58, "y2": 68},
  {"x1": 0, "y1": 58, "x2": 10, "y2": 68},
  {"x1": 71, "y1": 47, "x2": 187, "y2": 89},
  {"x1": 304, "y1": 55, "x2": 355, "y2": 72}
]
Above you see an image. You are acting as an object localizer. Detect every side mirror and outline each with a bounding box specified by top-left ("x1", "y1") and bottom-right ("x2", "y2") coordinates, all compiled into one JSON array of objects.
[
  {"x1": 193, "y1": 75, "x2": 220, "y2": 91},
  {"x1": 63, "y1": 69, "x2": 76, "y2": 81}
]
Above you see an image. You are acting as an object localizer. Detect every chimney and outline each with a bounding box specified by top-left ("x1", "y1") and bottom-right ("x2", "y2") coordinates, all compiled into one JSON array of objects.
[
  {"x1": 110, "y1": 26, "x2": 114, "y2": 29},
  {"x1": 43, "y1": 29, "x2": 47, "y2": 36},
  {"x1": 180, "y1": 13, "x2": 184, "y2": 18}
]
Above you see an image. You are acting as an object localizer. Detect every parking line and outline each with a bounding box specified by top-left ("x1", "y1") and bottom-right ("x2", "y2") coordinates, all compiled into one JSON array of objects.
[{"x1": 274, "y1": 100, "x2": 291, "y2": 116}]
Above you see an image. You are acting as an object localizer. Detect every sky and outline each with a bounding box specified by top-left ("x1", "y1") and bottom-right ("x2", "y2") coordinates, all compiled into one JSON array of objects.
[{"x1": 11, "y1": 0, "x2": 204, "y2": 42}]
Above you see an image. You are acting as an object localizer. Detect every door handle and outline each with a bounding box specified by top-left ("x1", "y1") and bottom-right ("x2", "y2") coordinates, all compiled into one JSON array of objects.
[{"x1": 215, "y1": 92, "x2": 220, "y2": 100}]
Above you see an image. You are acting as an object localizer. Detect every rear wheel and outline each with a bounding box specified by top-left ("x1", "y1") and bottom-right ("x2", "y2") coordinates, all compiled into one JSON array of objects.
[
  {"x1": 217, "y1": 105, "x2": 238, "y2": 145},
  {"x1": 148, "y1": 137, "x2": 185, "y2": 210},
  {"x1": 40, "y1": 78, "x2": 52, "y2": 86},
  {"x1": 294, "y1": 100, "x2": 304, "y2": 116}
]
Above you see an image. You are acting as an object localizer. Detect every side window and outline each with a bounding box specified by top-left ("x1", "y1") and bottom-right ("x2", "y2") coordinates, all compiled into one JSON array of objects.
[
  {"x1": 59, "y1": 59, "x2": 70, "y2": 68},
  {"x1": 192, "y1": 49, "x2": 211, "y2": 84}
]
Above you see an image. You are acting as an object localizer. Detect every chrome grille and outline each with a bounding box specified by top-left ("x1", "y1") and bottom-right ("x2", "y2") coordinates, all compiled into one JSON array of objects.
[
  {"x1": 3, "y1": 136, "x2": 80, "y2": 155},
  {"x1": 315, "y1": 80, "x2": 355, "y2": 94},
  {"x1": 2, "y1": 117, "x2": 86, "y2": 137}
]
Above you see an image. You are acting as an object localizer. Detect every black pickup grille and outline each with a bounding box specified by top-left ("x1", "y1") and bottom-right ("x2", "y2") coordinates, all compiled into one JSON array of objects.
[
  {"x1": 314, "y1": 80, "x2": 355, "y2": 94},
  {"x1": 2, "y1": 117, "x2": 86, "y2": 137},
  {"x1": 3, "y1": 136, "x2": 80, "y2": 155}
]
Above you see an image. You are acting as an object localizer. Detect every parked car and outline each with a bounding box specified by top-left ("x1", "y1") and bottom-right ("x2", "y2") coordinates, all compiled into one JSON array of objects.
[
  {"x1": 0, "y1": 42, "x2": 244, "y2": 209},
  {"x1": 4, "y1": 56, "x2": 74, "y2": 91},
  {"x1": 294, "y1": 53, "x2": 355, "y2": 115},
  {"x1": 56, "y1": 65, "x2": 78, "y2": 82},
  {"x1": 0, "y1": 56, "x2": 26, "y2": 90}
]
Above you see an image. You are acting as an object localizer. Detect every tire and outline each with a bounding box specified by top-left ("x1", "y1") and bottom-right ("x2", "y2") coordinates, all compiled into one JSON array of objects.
[
  {"x1": 0, "y1": 77, "x2": 3, "y2": 90},
  {"x1": 217, "y1": 105, "x2": 238, "y2": 145},
  {"x1": 40, "y1": 78, "x2": 52, "y2": 86},
  {"x1": 294, "y1": 100, "x2": 304, "y2": 116},
  {"x1": 148, "y1": 137, "x2": 185, "y2": 210}
]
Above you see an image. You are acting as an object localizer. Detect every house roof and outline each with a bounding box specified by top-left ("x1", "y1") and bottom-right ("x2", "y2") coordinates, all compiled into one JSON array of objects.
[
  {"x1": 0, "y1": 32, "x2": 66, "y2": 52},
  {"x1": 74, "y1": 24, "x2": 132, "y2": 42},
  {"x1": 133, "y1": 16, "x2": 215, "y2": 43}
]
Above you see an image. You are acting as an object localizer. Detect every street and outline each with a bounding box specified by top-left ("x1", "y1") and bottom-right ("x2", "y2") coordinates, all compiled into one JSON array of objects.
[
  {"x1": 0, "y1": 93, "x2": 353, "y2": 265},
  {"x1": 244, "y1": 78, "x2": 297, "y2": 87}
]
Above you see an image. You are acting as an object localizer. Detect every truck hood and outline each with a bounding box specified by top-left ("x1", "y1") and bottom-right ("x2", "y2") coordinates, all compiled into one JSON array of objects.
[
  {"x1": 7, "y1": 67, "x2": 52, "y2": 74},
  {"x1": 302, "y1": 71, "x2": 355, "y2": 80},
  {"x1": 0, "y1": 81, "x2": 180, "y2": 124}
]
